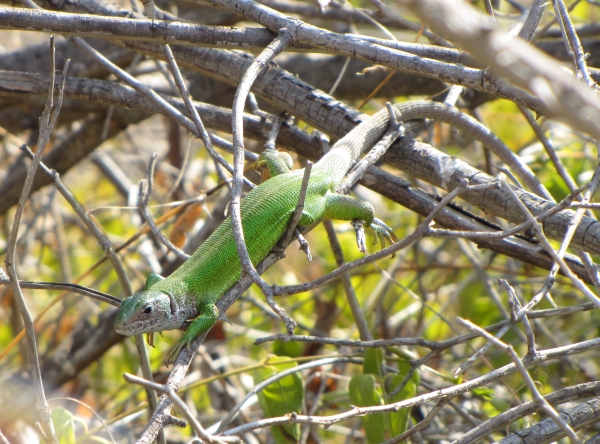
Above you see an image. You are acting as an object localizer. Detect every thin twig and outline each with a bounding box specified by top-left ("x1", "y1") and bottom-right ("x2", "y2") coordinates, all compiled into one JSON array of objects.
[
  {"x1": 552, "y1": 0, "x2": 598, "y2": 89},
  {"x1": 518, "y1": 105, "x2": 580, "y2": 194},
  {"x1": 277, "y1": 162, "x2": 313, "y2": 251},
  {"x1": 382, "y1": 398, "x2": 451, "y2": 444},
  {"x1": 161, "y1": 43, "x2": 238, "y2": 185},
  {"x1": 518, "y1": 0, "x2": 547, "y2": 41},
  {"x1": 457, "y1": 239, "x2": 511, "y2": 320},
  {"x1": 229, "y1": 31, "x2": 295, "y2": 334},
  {"x1": 138, "y1": 153, "x2": 190, "y2": 260},
  {"x1": 0, "y1": 276, "x2": 120, "y2": 306},
  {"x1": 328, "y1": 56, "x2": 351, "y2": 96},
  {"x1": 19, "y1": 146, "x2": 160, "y2": 422},
  {"x1": 502, "y1": 180, "x2": 600, "y2": 308},
  {"x1": 538, "y1": 159, "x2": 600, "y2": 295},
  {"x1": 457, "y1": 318, "x2": 579, "y2": 443},
  {"x1": 254, "y1": 334, "x2": 440, "y2": 349},
  {"x1": 217, "y1": 356, "x2": 362, "y2": 433},
  {"x1": 47, "y1": 397, "x2": 117, "y2": 444},
  {"x1": 263, "y1": 112, "x2": 285, "y2": 151},
  {"x1": 340, "y1": 103, "x2": 403, "y2": 193},
  {"x1": 4, "y1": 36, "x2": 62, "y2": 444},
  {"x1": 500, "y1": 279, "x2": 536, "y2": 356},
  {"x1": 482, "y1": 0, "x2": 495, "y2": 17},
  {"x1": 70, "y1": 37, "x2": 251, "y2": 187},
  {"x1": 364, "y1": 0, "x2": 452, "y2": 46},
  {"x1": 299, "y1": 371, "x2": 329, "y2": 444},
  {"x1": 444, "y1": 85, "x2": 464, "y2": 106},
  {"x1": 272, "y1": 181, "x2": 493, "y2": 297},
  {"x1": 531, "y1": 0, "x2": 583, "y2": 42},
  {"x1": 323, "y1": 220, "x2": 372, "y2": 341},
  {"x1": 454, "y1": 382, "x2": 600, "y2": 444},
  {"x1": 123, "y1": 373, "x2": 239, "y2": 443},
  {"x1": 429, "y1": 183, "x2": 588, "y2": 242}
]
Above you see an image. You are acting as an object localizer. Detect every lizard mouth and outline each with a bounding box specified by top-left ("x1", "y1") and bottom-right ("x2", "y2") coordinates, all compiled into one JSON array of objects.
[
  {"x1": 114, "y1": 321, "x2": 131, "y2": 335},
  {"x1": 114, "y1": 315, "x2": 139, "y2": 336}
]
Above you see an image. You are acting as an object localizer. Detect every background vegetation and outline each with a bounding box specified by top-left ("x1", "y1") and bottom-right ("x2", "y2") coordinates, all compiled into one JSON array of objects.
[{"x1": 0, "y1": 0, "x2": 599, "y2": 442}]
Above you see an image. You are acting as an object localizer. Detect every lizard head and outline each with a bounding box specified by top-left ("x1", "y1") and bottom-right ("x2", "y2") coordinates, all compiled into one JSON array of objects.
[{"x1": 114, "y1": 290, "x2": 179, "y2": 335}]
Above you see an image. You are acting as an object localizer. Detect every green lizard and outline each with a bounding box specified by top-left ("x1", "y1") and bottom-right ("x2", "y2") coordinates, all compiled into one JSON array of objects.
[
  {"x1": 114, "y1": 97, "x2": 548, "y2": 363},
  {"x1": 114, "y1": 103, "x2": 401, "y2": 363}
]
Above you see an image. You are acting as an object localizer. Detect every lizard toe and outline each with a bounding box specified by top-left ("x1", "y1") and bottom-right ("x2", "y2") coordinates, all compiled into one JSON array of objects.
[{"x1": 165, "y1": 339, "x2": 188, "y2": 365}]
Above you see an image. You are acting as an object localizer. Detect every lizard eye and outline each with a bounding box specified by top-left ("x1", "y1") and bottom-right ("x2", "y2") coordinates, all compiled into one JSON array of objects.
[{"x1": 143, "y1": 305, "x2": 153, "y2": 315}]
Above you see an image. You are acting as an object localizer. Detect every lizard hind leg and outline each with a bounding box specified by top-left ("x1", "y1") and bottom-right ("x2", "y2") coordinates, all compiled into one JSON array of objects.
[
  {"x1": 165, "y1": 302, "x2": 219, "y2": 364},
  {"x1": 323, "y1": 193, "x2": 397, "y2": 252}
]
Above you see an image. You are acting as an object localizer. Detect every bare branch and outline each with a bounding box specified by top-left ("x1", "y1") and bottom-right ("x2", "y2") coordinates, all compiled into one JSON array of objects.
[
  {"x1": 455, "y1": 382, "x2": 600, "y2": 444},
  {"x1": 124, "y1": 373, "x2": 239, "y2": 443},
  {"x1": 3, "y1": 36, "x2": 63, "y2": 444},
  {"x1": 402, "y1": 0, "x2": 600, "y2": 139},
  {"x1": 457, "y1": 317, "x2": 579, "y2": 443},
  {"x1": 138, "y1": 153, "x2": 190, "y2": 260},
  {"x1": 229, "y1": 31, "x2": 294, "y2": 333}
]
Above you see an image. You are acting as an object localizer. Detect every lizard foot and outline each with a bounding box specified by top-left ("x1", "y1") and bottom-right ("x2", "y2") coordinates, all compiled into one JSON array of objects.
[
  {"x1": 352, "y1": 218, "x2": 397, "y2": 255},
  {"x1": 165, "y1": 337, "x2": 190, "y2": 365},
  {"x1": 164, "y1": 304, "x2": 220, "y2": 364},
  {"x1": 370, "y1": 218, "x2": 397, "y2": 249}
]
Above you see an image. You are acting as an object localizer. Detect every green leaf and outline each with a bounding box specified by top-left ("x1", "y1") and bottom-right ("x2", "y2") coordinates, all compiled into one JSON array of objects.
[
  {"x1": 397, "y1": 360, "x2": 420, "y2": 387},
  {"x1": 386, "y1": 374, "x2": 417, "y2": 437},
  {"x1": 473, "y1": 387, "x2": 495, "y2": 400},
  {"x1": 253, "y1": 358, "x2": 304, "y2": 444},
  {"x1": 349, "y1": 374, "x2": 386, "y2": 443},
  {"x1": 272, "y1": 339, "x2": 303, "y2": 358},
  {"x1": 490, "y1": 398, "x2": 509, "y2": 413},
  {"x1": 51, "y1": 407, "x2": 76, "y2": 444},
  {"x1": 363, "y1": 348, "x2": 383, "y2": 377}
]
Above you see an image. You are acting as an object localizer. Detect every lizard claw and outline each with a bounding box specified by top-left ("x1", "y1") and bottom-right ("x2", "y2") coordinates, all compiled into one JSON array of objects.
[
  {"x1": 371, "y1": 218, "x2": 397, "y2": 243},
  {"x1": 367, "y1": 218, "x2": 397, "y2": 256},
  {"x1": 165, "y1": 338, "x2": 189, "y2": 365},
  {"x1": 351, "y1": 220, "x2": 367, "y2": 253},
  {"x1": 352, "y1": 218, "x2": 397, "y2": 255}
]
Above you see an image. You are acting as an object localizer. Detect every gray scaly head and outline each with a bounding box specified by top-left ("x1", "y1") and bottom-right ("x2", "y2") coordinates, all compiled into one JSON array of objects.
[{"x1": 114, "y1": 274, "x2": 180, "y2": 335}]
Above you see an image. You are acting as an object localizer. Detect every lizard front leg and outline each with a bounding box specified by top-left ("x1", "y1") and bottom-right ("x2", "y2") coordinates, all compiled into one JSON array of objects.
[
  {"x1": 165, "y1": 302, "x2": 219, "y2": 364},
  {"x1": 255, "y1": 147, "x2": 294, "y2": 177}
]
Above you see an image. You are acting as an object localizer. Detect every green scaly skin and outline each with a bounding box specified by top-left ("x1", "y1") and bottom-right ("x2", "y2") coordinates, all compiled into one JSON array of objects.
[{"x1": 114, "y1": 103, "x2": 399, "y2": 363}]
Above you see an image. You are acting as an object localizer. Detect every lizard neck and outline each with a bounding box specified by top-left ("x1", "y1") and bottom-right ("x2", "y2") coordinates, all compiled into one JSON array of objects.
[
  {"x1": 150, "y1": 282, "x2": 200, "y2": 327},
  {"x1": 173, "y1": 292, "x2": 199, "y2": 323}
]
